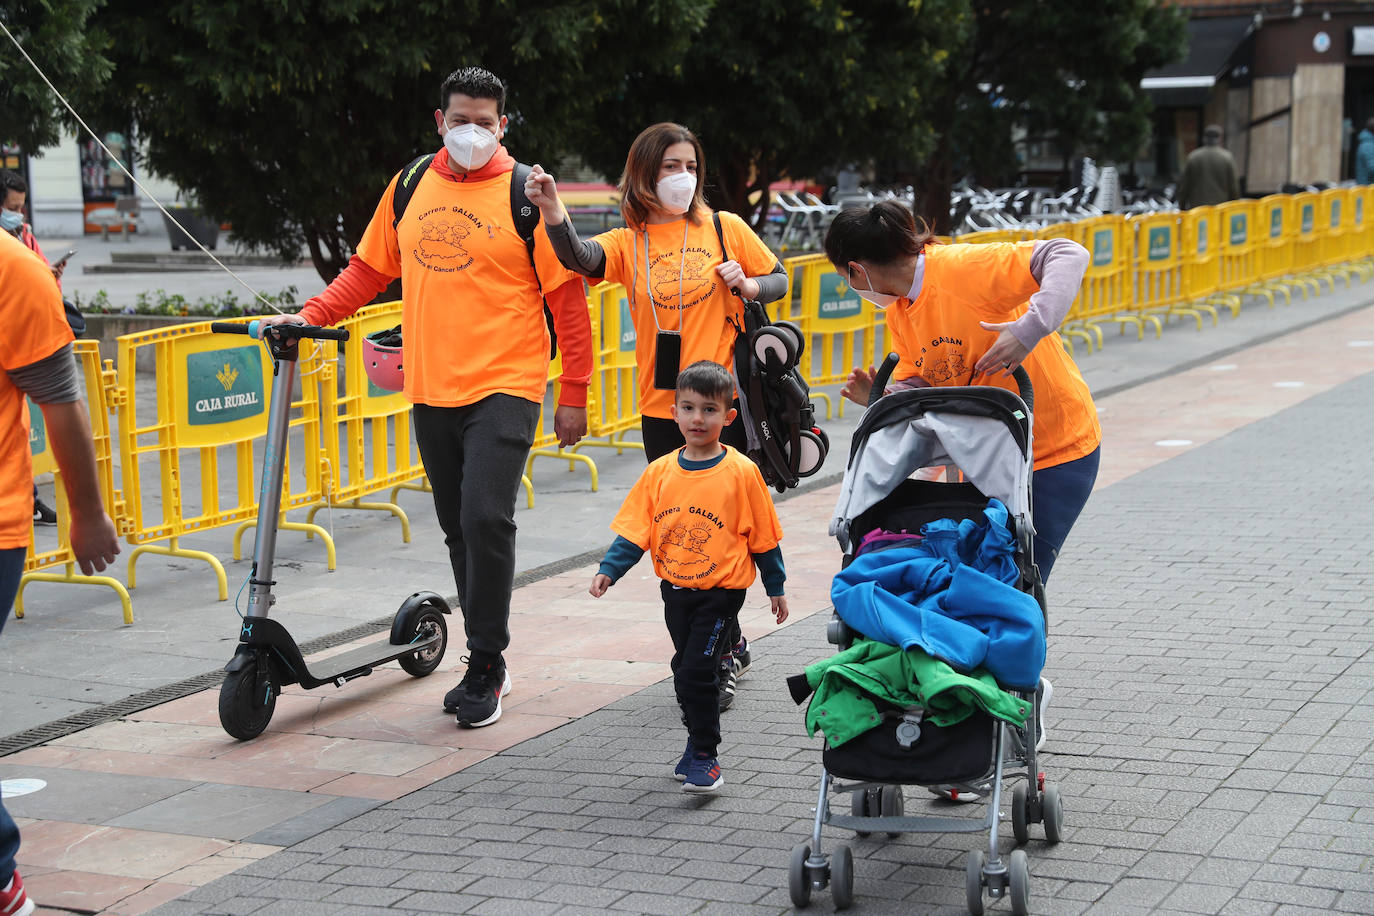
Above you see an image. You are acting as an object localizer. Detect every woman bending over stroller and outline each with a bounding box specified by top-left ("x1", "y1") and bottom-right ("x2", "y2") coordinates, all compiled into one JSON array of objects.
[{"x1": 825, "y1": 201, "x2": 1100, "y2": 586}]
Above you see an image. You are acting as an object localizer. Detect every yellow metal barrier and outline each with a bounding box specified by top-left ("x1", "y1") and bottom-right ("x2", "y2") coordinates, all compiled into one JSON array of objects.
[
  {"x1": 1066, "y1": 215, "x2": 1157, "y2": 346},
  {"x1": 17, "y1": 341, "x2": 132, "y2": 623},
  {"x1": 794, "y1": 258, "x2": 880, "y2": 419},
  {"x1": 1352, "y1": 185, "x2": 1372, "y2": 267},
  {"x1": 1128, "y1": 212, "x2": 1213, "y2": 330},
  {"x1": 525, "y1": 353, "x2": 597, "y2": 493},
  {"x1": 116, "y1": 318, "x2": 333, "y2": 599},
  {"x1": 1257, "y1": 195, "x2": 1318, "y2": 301},
  {"x1": 1215, "y1": 200, "x2": 1279, "y2": 310},
  {"x1": 1319, "y1": 188, "x2": 1372, "y2": 284},
  {"x1": 569, "y1": 283, "x2": 644, "y2": 468},
  {"x1": 303, "y1": 301, "x2": 424, "y2": 541},
  {"x1": 1290, "y1": 192, "x2": 1333, "y2": 293}
]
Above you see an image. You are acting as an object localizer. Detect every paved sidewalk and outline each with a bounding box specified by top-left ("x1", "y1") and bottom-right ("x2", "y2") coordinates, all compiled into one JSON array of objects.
[
  {"x1": 2, "y1": 271, "x2": 1372, "y2": 913},
  {"x1": 142, "y1": 367, "x2": 1374, "y2": 915}
]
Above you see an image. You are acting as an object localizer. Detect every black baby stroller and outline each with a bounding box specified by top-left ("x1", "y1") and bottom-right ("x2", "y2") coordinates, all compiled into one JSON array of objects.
[{"x1": 786, "y1": 354, "x2": 1063, "y2": 914}]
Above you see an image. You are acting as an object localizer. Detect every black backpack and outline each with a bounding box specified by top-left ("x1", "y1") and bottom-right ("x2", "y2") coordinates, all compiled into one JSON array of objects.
[{"x1": 391, "y1": 155, "x2": 556, "y2": 357}]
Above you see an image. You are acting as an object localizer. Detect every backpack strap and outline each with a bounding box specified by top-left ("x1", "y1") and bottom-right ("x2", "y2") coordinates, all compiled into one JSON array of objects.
[
  {"x1": 712, "y1": 211, "x2": 728, "y2": 261},
  {"x1": 392, "y1": 153, "x2": 436, "y2": 230},
  {"x1": 510, "y1": 162, "x2": 540, "y2": 273}
]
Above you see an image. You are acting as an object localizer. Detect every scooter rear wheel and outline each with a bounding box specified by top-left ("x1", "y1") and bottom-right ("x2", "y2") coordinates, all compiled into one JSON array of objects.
[
  {"x1": 397, "y1": 606, "x2": 448, "y2": 677},
  {"x1": 219, "y1": 659, "x2": 276, "y2": 741}
]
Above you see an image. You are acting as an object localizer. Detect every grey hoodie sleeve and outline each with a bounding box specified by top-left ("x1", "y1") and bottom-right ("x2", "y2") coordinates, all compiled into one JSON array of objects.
[
  {"x1": 7, "y1": 343, "x2": 80, "y2": 404},
  {"x1": 751, "y1": 261, "x2": 788, "y2": 304},
  {"x1": 545, "y1": 218, "x2": 608, "y2": 280},
  {"x1": 1006, "y1": 238, "x2": 1090, "y2": 349}
]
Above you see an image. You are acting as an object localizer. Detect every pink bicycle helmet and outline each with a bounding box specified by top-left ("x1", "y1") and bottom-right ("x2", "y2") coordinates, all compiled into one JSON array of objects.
[{"x1": 363, "y1": 325, "x2": 404, "y2": 392}]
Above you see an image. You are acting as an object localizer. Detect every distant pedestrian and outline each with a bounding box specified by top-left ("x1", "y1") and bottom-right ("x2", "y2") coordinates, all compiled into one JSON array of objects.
[
  {"x1": 1356, "y1": 117, "x2": 1374, "y2": 185},
  {"x1": 1178, "y1": 124, "x2": 1240, "y2": 209},
  {"x1": 589, "y1": 361, "x2": 788, "y2": 795}
]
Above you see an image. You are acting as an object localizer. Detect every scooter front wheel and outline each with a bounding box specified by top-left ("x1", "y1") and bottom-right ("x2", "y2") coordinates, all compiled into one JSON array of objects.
[{"x1": 219, "y1": 659, "x2": 277, "y2": 740}]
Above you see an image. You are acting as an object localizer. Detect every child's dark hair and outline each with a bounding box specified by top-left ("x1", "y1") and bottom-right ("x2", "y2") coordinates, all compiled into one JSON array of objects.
[
  {"x1": 823, "y1": 200, "x2": 933, "y2": 273},
  {"x1": 676, "y1": 360, "x2": 734, "y2": 405},
  {"x1": 440, "y1": 67, "x2": 506, "y2": 113}
]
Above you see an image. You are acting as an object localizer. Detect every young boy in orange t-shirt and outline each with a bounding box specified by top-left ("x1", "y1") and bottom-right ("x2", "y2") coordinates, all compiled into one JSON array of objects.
[{"x1": 590, "y1": 361, "x2": 788, "y2": 794}]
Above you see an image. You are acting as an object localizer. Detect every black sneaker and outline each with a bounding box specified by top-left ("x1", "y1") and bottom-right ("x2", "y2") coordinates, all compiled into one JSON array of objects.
[
  {"x1": 32, "y1": 498, "x2": 56, "y2": 526},
  {"x1": 717, "y1": 655, "x2": 738, "y2": 712},
  {"x1": 445, "y1": 657, "x2": 511, "y2": 727},
  {"x1": 731, "y1": 635, "x2": 751, "y2": 677}
]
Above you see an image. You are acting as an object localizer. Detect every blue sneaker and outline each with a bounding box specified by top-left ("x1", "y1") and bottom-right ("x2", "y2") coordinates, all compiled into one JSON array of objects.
[
  {"x1": 682, "y1": 754, "x2": 723, "y2": 794},
  {"x1": 674, "y1": 738, "x2": 695, "y2": 781}
]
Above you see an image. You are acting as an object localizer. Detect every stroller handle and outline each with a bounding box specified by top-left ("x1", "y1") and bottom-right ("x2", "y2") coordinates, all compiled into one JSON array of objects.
[{"x1": 869, "y1": 352, "x2": 1034, "y2": 413}]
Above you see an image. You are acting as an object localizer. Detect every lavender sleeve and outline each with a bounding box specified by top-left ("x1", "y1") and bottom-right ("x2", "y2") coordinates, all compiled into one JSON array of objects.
[{"x1": 1007, "y1": 238, "x2": 1090, "y2": 349}]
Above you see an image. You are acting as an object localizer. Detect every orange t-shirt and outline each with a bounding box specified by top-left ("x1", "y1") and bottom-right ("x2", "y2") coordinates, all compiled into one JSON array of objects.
[
  {"x1": 887, "y1": 241, "x2": 1100, "y2": 469},
  {"x1": 0, "y1": 231, "x2": 75, "y2": 548},
  {"x1": 595, "y1": 211, "x2": 779, "y2": 418},
  {"x1": 611, "y1": 446, "x2": 783, "y2": 590},
  {"x1": 353, "y1": 167, "x2": 579, "y2": 407}
]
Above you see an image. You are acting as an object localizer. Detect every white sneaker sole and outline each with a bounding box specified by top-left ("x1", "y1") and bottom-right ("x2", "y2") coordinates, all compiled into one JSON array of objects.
[
  {"x1": 682, "y1": 776, "x2": 723, "y2": 794},
  {"x1": 457, "y1": 671, "x2": 512, "y2": 728}
]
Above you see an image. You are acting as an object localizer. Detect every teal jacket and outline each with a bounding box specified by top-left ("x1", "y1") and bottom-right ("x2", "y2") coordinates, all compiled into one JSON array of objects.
[{"x1": 803, "y1": 638, "x2": 1032, "y2": 748}]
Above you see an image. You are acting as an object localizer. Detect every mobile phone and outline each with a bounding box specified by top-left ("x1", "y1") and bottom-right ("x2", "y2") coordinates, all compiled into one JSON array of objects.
[{"x1": 52, "y1": 248, "x2": 77, "y2": 268}]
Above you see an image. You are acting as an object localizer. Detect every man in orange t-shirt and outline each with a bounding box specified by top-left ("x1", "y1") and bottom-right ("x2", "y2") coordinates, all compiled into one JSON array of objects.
[
  {"x1": 261, "y1": 67, "x2": 592, "y2": 730},
  {"x1": 1, "y1": 230, "x2": 120, "y2": 915}
]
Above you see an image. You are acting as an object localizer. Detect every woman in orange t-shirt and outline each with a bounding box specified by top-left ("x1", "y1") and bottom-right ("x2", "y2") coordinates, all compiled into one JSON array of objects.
[
  {"x1": 524, "y1": 122, "x2": 787, "y2": 462},
  {"x1": 825, "y1": 201, "x2": 1101, "y2": 585}
]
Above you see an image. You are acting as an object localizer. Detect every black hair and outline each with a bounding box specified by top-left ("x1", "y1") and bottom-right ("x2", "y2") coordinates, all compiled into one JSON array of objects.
[
  {"x1": 676, "y1": 360, "x2": 734, "y2": 405},
  {"x1": 0, "y1": 169, "x2": 27, "y2": 196},
  {"x1": 823, "y1": 200, "x2": 932, "y2": 273},
  {"x1": 440, "y1": 67, "x2": 506, "y2": 114}
]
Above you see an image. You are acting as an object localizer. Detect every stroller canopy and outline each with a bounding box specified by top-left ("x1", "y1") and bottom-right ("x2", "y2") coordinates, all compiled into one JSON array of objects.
[{"x1": 830, "y1": 387, "x2": 1033, "y2": 552}]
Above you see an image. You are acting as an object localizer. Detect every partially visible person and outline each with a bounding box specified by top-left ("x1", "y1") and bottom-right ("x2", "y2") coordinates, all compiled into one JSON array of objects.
[
  {"x1": 1356, "y1": 117, "x2": 1374, "y2": 185},
  {"x1": 1, "y1": 229, "x2": 121, "y2": 916},
  {"x1": 1178, "y1": 124, "x2": 1240, "y2": 209},
  {"x1": 525, "y1": 122, "x2": 787, "y2": 709},
  {"x1": 590, "y1": 360, "x2": 787, "y2": 795},
  {"x1": 2, "y1": 170, "x2": 72, "y2": 526},
  {"x1": 258, "y1": 66, "x2": 593, "y2": 730}
]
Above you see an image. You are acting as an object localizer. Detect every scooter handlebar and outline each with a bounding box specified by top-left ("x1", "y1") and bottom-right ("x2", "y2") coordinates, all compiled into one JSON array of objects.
[{"x1": 209, "y1": 321, "x2": 349, "y2": 342}]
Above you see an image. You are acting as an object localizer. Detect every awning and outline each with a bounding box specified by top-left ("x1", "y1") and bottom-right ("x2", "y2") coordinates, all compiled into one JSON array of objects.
[{"x1": 1141, "y1": 16, "x2": 1254, "y2": 107}]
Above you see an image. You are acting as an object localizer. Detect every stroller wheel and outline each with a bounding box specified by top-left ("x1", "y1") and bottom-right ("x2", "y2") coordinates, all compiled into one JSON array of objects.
[
  {"x1": 879, "y1": 784, "x2": 904, "y2": 837},
  {"x1": 831, "y1": 843, "x2": 855, "y2": 910},
  {"x1": 788, "y1": 842, "x2": 813, "y2": 907},
  {"x1": 752, "y1": 325, "x2": 798, "y2": 370},
  {"x1": 850, "y1": 789, "x2": 873, "y2": 837},
  {"x1": 774, "y1": 320, "x2": 805, "y2": 361},
  {"x1": 1011, "y1": 782, "x2": 1030, "y2": 846},
  {"x1": 965, "y1": 849, "x2": 985, "y2": 916},
  {"x1": 1008, "y1": 848, "x2": 1031, "y2": 916},
  {"x1": 793, "y1": 429, "x2": 827, "y2": 477},
  {"x1": 1042, "y1": 783, "x2": 1064, "y2": 843}
]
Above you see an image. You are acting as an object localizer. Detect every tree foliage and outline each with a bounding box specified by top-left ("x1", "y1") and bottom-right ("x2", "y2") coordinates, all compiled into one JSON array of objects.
[
  {"x1": 0, "y1": 0, "x2": 113, "y2": 151},
  {"x1": 909, "y1": 0, "x2": 1187, "y2": 231},
  {"x1": 83, "y1": 0, "x2": 706, "y2": 280},
  {"x1": 571, "y1": 0, "x2": 969, "y2": 227}
]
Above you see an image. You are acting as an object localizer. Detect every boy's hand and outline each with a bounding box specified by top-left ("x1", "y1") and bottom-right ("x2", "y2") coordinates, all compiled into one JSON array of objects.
[
  {"x1": 589, "y1": 573, "x2": 612, "y2": 597},
  {"x1": 841, "y1": 365, "x2": 876, "y2": 405},
  {"x1": 770, "y1": 595, "x2": 789, "y2": 624}
]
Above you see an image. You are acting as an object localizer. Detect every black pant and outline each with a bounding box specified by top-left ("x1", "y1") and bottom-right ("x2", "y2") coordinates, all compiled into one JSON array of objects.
[
  {"x1": 640, "y1": 404, "x2": 748, "y2": 464},
  {"x1": 413, "y1": 395, "x2": 540, "y2": 663},
  {"x1": 662, "y1": 582, "x2": 745, "y2": 757}
]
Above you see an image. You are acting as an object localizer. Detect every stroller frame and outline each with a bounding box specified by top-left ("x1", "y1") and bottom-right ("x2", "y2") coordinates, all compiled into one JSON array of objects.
[{"x1": 788, "y1": 355, "x2": 1062, "y2": 914}]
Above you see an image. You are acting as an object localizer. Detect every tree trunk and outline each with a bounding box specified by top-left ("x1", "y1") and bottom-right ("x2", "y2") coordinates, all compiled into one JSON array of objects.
[{"x1": 914, "y1": 134, "x2": 955, "y2": 236}]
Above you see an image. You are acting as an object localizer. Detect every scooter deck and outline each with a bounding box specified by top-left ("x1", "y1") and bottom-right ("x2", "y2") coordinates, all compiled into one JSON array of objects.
[{"x1": 294, "y1": 632, "x2": 443, "y2": 688}]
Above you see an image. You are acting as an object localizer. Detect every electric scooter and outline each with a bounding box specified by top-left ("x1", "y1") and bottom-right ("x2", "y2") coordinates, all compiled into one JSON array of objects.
[{"x1": 209, "y1": 320, "x2": 450, "y2": 740}]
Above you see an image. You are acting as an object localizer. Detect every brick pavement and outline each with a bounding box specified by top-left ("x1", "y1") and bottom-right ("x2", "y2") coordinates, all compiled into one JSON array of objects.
[{"x1": 135, "y1": 366, "x2": 1374, "y2": 913}]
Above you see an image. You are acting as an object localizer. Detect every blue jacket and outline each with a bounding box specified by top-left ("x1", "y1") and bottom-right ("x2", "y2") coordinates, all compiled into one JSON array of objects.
[{"x1": 830, "y1": 500, "x2": 1046, "y2": 689}]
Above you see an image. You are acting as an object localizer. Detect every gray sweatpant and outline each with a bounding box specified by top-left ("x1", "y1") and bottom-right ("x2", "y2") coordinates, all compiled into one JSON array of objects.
[{"x1": 413, "y1": 395, "x2": 540, "y2": 663}]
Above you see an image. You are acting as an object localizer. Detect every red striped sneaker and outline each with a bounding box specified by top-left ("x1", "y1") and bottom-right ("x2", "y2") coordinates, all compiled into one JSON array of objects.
[
  {"x1": 1, "y1": 869, "x2": 35, "y2": 916},
  {"x1": 682, "y1": 754, "x2": 723, "y2": 794}
]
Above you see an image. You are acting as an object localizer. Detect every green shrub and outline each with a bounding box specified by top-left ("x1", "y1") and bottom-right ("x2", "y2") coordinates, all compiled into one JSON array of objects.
[{"x1": 74, "y1": 286, "x2": 299, "y2": 317}]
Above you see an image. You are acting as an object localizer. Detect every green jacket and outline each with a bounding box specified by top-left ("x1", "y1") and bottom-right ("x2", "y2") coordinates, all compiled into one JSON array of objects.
[{"x1": 804, "y1": 638, "x2": 1031, "y2": 748}]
